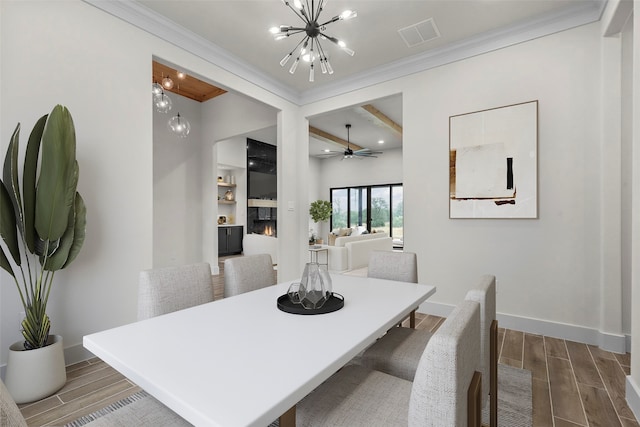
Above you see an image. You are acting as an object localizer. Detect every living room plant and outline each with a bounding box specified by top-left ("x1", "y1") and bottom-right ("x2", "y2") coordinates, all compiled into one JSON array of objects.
[
  {"x1": 0, "y1": 105, "x2": 87, "y2": 351},
  {"x1": 309, "y1": 200, "x2": 331, "y2": 244},
  {"x1": 309, "y1": 199, "x2": 332, "y2": 223}
]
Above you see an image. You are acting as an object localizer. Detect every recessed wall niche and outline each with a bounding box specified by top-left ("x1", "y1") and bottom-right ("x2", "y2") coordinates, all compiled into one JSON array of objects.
[{"x1": 247, "y1": 138, "x2": 277, "y2": 236}]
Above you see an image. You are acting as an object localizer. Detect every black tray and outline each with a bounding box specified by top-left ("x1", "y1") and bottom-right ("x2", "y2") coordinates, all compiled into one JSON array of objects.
[{"x1": 277, "y1": 293, "x2": 344, "y2": 315}]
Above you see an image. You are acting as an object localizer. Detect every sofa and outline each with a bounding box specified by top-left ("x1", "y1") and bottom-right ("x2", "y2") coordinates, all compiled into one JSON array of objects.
[
  {"x1": 243, "y1": 234, "x2": 278, "y2": 265},
  {"x1": 327, "y1": 232, "x2": 393, "y2": 272}
]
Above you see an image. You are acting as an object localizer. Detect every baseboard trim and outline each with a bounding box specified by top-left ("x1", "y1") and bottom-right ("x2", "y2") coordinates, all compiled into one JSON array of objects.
[
  {"x1": 417, "y1": 301, "x2": 629, "y2": 353},
  {"x1": 627, "y1": 376, "x2": 640, "y2": 421}
]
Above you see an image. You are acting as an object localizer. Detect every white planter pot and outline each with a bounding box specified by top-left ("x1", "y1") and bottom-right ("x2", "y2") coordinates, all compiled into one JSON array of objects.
[{"x1": 5, "y1": 335, "x2": 66, "y2": 404}]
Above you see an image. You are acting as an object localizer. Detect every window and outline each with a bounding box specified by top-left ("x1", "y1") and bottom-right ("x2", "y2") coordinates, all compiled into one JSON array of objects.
[{"x1": 330, "y1": 184, "x2": 403, "y2": 245}]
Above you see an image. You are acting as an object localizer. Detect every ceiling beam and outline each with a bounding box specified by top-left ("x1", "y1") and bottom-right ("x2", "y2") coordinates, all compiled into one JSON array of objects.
[
  {"x1": 309, "y1": 126, "x2": 364, "y2": 151},
  {"x1": 360, "y1": 104, "x2": 403, "y2": 136}
]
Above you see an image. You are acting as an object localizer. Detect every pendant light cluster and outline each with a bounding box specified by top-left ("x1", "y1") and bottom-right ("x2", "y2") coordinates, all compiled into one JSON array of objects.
[
  {"x1": 152, "y1": 73, "x2": 190, "y2": 138},
  {"x1": 270, "y1": 0, "x2": 357, "y2": 82}
]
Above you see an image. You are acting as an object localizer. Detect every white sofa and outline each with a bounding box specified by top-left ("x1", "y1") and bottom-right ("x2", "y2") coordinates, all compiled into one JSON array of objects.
[
  {"x1": 243, "y1": 234, "x2": 278, "y2": 265},
  {"x1": 327, "y1": 233, "x2": 392, "y2": 272}
]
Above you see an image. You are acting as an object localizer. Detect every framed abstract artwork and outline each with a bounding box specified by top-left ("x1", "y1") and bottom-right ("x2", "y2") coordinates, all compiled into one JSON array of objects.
[{"x1": 449, "y1": 100, "x2": 538, "y2": 219}]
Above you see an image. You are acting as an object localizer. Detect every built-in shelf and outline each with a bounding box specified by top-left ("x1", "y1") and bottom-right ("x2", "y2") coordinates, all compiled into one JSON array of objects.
[
  {"x1": 217, "y1": 182, "x2": 236, "y2": 188},
  {"x1": 218, "y1": 200, "x2": 236, "y2": 205},
  {"x1": 248, "y1": 199, "x2": 277, "y2": 208}
]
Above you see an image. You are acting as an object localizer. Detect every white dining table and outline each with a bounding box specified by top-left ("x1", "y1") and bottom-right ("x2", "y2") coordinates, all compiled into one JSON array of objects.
[{"x1": 83, "y1": 273, "x2": 436, "y2": 427}]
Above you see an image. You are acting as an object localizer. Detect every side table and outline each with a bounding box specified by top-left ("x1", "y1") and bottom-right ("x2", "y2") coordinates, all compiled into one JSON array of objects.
[{"x1": 308, "y1": 245, "x2": 329, "y2": 269}]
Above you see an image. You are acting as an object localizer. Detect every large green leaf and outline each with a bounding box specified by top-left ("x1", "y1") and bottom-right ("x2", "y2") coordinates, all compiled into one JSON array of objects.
[
  {"x1": 43, "y1": 170, "x2": 80, "y2": 271},
  {"x1": 35, "y1": 105, "x2": 77, "y2": 245},
  {"x1": 0, "y1": 246, "x2": 15, "y2": 278},
  {"x1": 62, "y1": 191, "x2": 86, "y2": 269},
  {"x1": 0, "y1": 179, "x2": 20, "y2": 265},
  {"x1": 23, "y1": 115, "x2": 47, "y2": 253},
  {"x1": 3, "y1": 124, "x2": 24, "y2": 238}
]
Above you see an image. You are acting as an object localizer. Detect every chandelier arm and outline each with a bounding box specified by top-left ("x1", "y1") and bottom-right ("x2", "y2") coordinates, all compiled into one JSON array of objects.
[
  {"x1": 297, "y1": 1, "x2": 311, "y2": 23},
  {"x1": 319, "y1": 32, "x2": 340, "y2": 45},
  {"x1": 285, "y1": 29, "x2": 306, "y2": 37},
  {"x1": 313, "y1": 0, "x2": 325, "y2": 22},
  {"x1": 317, "y1": 38, "x2": 328, "y2": 59},
  {"x1": 284, "y1": 2, "x2": 308, "y2": 23},
  {"x1": 318, "y1": 16, "x2": 341, "y2": 27},
  {"x1": 293, "y1": 35, "x2": 310, "y2": 56}
]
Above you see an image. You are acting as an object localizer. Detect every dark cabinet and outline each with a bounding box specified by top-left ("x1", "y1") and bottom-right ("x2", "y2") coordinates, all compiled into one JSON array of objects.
[{"x1": 218, "y1": 225, "x2": 243, "y2": 256}]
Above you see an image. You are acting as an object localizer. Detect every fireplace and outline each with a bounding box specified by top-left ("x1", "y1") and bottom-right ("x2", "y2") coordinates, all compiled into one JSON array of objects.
[{"x1": 248, "y1": 207, "x2": 277, "y2": 236}]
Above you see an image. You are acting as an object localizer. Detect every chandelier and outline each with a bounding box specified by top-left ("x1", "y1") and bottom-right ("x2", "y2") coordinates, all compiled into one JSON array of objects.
[{"x1": 270, "y1": 0, "x2": 357, "y2": 82}]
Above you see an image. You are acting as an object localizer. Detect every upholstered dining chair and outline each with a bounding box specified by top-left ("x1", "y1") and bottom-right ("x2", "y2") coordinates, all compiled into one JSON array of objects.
[
  {"x1": 358, "y1": 274, "x2": 497, "y2": 427},
  {"x1": 223, "y1": 254, "x2": 276, "y2": 297},
  {"x1": 368, "y1": 250, "x2": 419, "y2": 327},
  {"x1": 1, "y1": 376, "x2": 191, "y2": 427},
  {"x1": 295, "y1": 299, "x2": 482, "y2": 427},
  {"x1": 138, "y1": 262, "x2": 214, "y2": 320}
]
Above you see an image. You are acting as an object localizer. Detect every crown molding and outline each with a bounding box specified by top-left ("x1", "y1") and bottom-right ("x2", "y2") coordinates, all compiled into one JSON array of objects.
[
  {"x1": 83, "y1": 0, "x2": 606, "y2": 106},
  {"x1": 299, "y1": 0, "x2": 607, "y2": 104},
  {"x1": 82, "y1": 0, "x2": 302, "y2": 104}
]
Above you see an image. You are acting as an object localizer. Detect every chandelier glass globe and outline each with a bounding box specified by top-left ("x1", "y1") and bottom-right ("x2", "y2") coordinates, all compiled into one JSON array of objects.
[
  {"x1": 154, "y1": 91, "x2": 172, "y2": 113},
  {"x1": 168, "y1": 113, "x2": 191, "y2": 138}
]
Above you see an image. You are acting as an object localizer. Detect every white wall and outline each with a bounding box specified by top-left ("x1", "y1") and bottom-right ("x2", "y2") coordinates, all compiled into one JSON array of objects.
[
  {"x1": 302, "y1": 22, "x2": 623, "y2": 347},
  {"x1": 0, "y1": 0, "x2": 302, "y2": 368},
  {"x1": 308, "y1": 157, "x2": 322, "y2": 239},
  {"x1": 153, "y1": 93, "x2": 204, "y2": 268},
  {"x1": 621, "y1": 6, "x2": 633, "y2": 339}
]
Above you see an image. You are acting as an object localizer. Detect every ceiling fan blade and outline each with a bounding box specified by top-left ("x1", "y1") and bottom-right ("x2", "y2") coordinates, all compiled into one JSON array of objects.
[{"x1": 354, "y1": 148, "x2": 383, "y2": 155}]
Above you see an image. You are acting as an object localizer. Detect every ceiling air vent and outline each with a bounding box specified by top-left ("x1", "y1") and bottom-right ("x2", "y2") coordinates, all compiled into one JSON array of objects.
[{"x1": 398, "y1": 18, "x2": 440, "y2": 48}]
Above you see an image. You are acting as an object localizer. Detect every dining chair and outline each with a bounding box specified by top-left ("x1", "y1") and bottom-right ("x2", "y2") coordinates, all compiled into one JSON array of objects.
[
  {"x1": 138, "y1": 262, "x2": 214, "y2": 320},
  {"x1": 223, "y1": 254, "x2": 276, "y2": 297},
  {"x1": 1, "y1": 376, "x2": 27, "y2": 427},
  {"x1": 368, "y1": 250, "x2": 419, "y2": 327},
  {"x1": 357, "y1": 275, "x2": 497, "y2": 427},
  {"x1": 295, "y1": 299, "x2": 482, "y2": 427}
]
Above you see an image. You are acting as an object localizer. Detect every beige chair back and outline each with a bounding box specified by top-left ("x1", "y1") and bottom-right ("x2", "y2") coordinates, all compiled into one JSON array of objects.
[
  {"x1": 138, "y1": 262, "x2": 214, "y2": 320},
  {"x1": 409, "y1": 299, "x2": 481, "y2": 427},
  {"x1": 224, "y1": 254, "x2": 276, "y2": 297},
  {"x1": 367, "y1": 250, "x2": 418, "y2": 283},
  {"x1": 465, "y1": 274, "x2": 496, "y2": 407}
]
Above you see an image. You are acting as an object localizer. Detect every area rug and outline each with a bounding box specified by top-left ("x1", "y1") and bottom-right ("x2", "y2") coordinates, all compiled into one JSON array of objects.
[
  {"x1": 482, "y1": 364, "x2": 533, "y2": 427},
  {"x1": 64, "y1": 391, "x2": 191, "y2": 427},
  {"x1": 67, "y1": 364, "x2": 531, "y2": 427}
]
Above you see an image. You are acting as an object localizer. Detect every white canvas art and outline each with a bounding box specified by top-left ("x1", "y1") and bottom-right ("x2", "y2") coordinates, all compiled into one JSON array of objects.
[{"x1": 449, "y1": 101, "x2": 538, "y2": 218}]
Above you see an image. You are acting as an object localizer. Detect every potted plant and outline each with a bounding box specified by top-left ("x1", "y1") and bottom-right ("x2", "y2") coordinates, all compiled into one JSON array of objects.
[
  {"x1": 0, "y1": 105, "x2": 87, "y2": 403},
  {"x1": 309, "y1": 200, "x2": 332, "y2": 244}
]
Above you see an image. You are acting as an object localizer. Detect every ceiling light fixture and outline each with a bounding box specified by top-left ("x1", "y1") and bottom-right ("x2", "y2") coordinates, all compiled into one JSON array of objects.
[
  {"x1": 152, "y1": 81, "x2": 163, "y2": 96},
  {"x1": 168, "y1": 112, "x2": 191, "y2": 138},
  {"x1": 162, "y1": 75, "x2": 174, "y2": 89},
  {"x1": 270, "y1": 0, "x2": 357, "y2": 82},
  {"x1": 154, "y1": 88, "x2": 172, "y2": 113}
]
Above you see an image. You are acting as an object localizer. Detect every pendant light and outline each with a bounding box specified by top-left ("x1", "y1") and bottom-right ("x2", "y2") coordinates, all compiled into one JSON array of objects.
[
  {"x1": 168, "y1": 112, "x2": 190, "y2": 138},
  {"x1": 153, "y1": 89, "x2": 172, "y2": 113}
]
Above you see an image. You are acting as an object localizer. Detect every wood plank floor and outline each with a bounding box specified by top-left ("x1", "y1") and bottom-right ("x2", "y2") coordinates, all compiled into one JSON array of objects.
[{"x1": 17, "y1": 259, "x2": 639, "y2": 426}]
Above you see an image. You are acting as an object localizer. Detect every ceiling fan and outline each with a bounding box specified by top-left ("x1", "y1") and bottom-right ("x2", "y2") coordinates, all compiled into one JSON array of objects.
[{"x1": 320, "y1": 124, "x2": 383, "y2": 160}]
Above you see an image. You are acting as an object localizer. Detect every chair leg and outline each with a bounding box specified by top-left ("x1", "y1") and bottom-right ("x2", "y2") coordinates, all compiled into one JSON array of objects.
[
  {"x1": 490, "y1": 320, "x2": 498, "y2": 427},
  {"x1": 467, "y1": 371, "x2": 482, "y2": 427},
  {"x1": 279, "y1": 406, "x2": 296, "y2": 427}
]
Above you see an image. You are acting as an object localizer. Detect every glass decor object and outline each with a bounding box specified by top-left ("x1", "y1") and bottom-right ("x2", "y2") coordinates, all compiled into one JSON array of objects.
[{"x1": 298, "y1": 262, "x2": 332, "y2": 309}]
